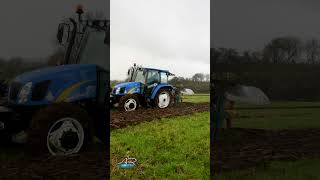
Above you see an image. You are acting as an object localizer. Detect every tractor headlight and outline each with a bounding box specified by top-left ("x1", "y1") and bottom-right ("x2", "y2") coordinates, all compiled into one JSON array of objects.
[
  {"x1": 115, "y1": 87, "x2": 120, "y2": 94},
  {"x1": 18, "y1": 82, "x2": 32, "y2": 103}
]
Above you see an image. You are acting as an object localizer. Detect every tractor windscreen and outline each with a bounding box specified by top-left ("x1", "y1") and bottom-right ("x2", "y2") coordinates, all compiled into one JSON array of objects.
[
  {"x1": 131, "y1": 68, "x2": 145, "y2": 84},
  {"x1": 77, "y1": 30, "x2": 109, "y2": 70}
]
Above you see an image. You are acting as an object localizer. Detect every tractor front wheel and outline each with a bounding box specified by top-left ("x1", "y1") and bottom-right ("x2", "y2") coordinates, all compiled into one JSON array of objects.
[
  {"x1": 27, "y1": 103, "x2": 92, "y2": 155},
  {"x1": 118, "y1": 94, "x2": 140, "y2": 112},
  {"x1": 155, "y1": 88, "x2": 172, "y2": 109}
]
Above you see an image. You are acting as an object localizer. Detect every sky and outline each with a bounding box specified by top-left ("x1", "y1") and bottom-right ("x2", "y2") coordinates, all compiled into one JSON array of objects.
[
  {"x1": 110, "y1": 0, "x2": 210, "y2": 80},
  {"x1": 0, "y1": 0, "x2": 108, "y2": 60},
  {"x1": 213, "y1": 0, "x2": 320, "y2": 51}
]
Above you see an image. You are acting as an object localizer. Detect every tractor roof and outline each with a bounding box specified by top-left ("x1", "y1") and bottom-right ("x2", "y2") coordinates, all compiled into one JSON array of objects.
[{"x1": 144, "y1": 67, "x2": 174, "y2": 75}]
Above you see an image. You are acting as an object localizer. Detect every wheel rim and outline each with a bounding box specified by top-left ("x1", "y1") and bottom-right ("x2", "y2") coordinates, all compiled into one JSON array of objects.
[
  {"x1": 124, "y1": 98, "x2": 137, "y2": 111},
  {"x1": 158, "y1": 92, "x2": 170, "y2": 108},
  {"x1": 47, "y1": 117, "x2": 84, "y2": 156}
]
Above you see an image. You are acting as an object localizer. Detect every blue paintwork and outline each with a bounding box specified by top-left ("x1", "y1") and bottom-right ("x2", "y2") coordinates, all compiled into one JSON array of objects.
[
  {"x1": 150, "y1": 84, "x2": 173, "y2": 99},
  {"x1": 112, "y1": 82, "x2": 141, "y2": 96},
  {"x1": 10, "y1": 64, "x2": 98, "y2": 106}
]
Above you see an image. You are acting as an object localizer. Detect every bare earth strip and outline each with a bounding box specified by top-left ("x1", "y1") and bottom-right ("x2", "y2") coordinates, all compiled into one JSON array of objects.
[
  {"x1": 111, "y1": 102, "x2": 209, "y2": 129},
  {"x1": 212, "y1": 128, "x2": 320, "y2": 174}
]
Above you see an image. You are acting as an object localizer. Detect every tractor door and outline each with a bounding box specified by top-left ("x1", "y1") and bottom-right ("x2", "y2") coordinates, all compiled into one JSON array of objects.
[{"x1": 145, "y1": 70, "x2": 160, "y2": 98}]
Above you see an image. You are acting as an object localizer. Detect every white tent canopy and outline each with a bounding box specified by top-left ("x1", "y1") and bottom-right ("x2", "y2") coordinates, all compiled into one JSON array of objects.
[
  {"x1": 225, "y1": 85, "x2": 270, "y2": 105},
  {"x1": 181, "y1": 88, "x2": 195, "y2": 95}
]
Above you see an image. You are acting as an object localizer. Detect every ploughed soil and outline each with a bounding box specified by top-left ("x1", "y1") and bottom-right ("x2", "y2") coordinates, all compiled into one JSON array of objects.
[
  {"x1": 0, "y1": 149, "x2": 108, "y2": 180},
  {"x1": 212, "y1": 128, "x2": 320, "y2": 174},
  {"x1": 111, "y1": 102, "x2": 209, "y2": 129},
  {"x1": 0, "y1": 102, "x2": 208, "y2": 179}
]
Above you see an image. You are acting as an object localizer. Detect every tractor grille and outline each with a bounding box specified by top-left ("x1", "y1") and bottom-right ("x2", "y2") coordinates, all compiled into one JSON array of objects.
[
  {"x1": 9, "y1": 82, "x2": 23, "y2": 101},
  {"x1": 31, "y1": 80, "x2": 51, "y2": 101},
  {"x1": 120, "y1": 87, "x2": 126, "y2": 94},
  {"x1": 111, "y1": 87, "x2": 125, "y2": 94}
]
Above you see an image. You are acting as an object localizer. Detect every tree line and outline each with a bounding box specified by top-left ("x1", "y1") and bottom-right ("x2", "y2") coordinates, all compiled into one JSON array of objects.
[
  {"x1": 212, "y1": 36, "x2": 320, "y2": 64},
  {"x1": 212, "y1": 35, "x2": 320, "y2": 101}
]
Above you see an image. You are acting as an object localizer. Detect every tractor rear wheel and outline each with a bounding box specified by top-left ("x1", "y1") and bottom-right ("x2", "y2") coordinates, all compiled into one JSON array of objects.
[
  {"x1": 118, "y1": 94, "x2": 140, "y2": 112},
  {"x1": 155, "y1": 88, "x2": 173, "y2": 109},
  {"x1": 27, "y1": 103, "x2": 92, "y2": 155}
]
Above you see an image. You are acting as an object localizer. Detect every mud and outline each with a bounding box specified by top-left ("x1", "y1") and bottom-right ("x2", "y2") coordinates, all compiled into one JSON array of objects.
[
  {"x1": 111, "y1": 102, "x2": 209, "y2": 129},
  {"x1": 212, "y1": 128, "x2": 320, "y2": 174},
  {"x1": 0, "y1": 147, "x2": 108, "y2": 180}
]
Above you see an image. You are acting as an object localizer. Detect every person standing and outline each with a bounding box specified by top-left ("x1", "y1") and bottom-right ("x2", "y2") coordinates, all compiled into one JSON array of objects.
[{"x1": 224, "y1": 99, "x2": 237, "y2": 128}]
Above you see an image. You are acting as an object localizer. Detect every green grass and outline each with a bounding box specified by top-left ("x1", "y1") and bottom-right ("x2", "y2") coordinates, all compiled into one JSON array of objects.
[
  {"x1": 231, "y1": 101, "x2": 320, "y2": 129},
  {"x1": 110, "y1": 112, "x2": 210, "y2": 179},
  {"x1": 214, "y1": 158, "x2": 320, "y2": 180},
  {"x1": 236, "y1": 101, "x2": 320, "y2": 109},
  {"x1": 182, "y1": 94, "x2": 209, "y2": 103}
]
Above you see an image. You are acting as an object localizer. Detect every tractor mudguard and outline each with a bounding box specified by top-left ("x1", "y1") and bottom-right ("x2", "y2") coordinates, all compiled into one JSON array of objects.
[{"x1": 150, "y1": 84, "x2": 173, "y2": 100}]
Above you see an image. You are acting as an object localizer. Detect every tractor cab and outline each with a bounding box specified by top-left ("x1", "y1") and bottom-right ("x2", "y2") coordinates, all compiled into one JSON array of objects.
[
  {"x1": 0, "y1": 6, "x2": 109, "y2": 155},
  {"x1": 111, "y1": 64, "x2": 179, "y2": 112},
  {"x1": 56, "y1": 5, "x2": 109, "y2": 70},
  {"x1": 128, "y1": 64, "x2": 173, "y2": 87}
]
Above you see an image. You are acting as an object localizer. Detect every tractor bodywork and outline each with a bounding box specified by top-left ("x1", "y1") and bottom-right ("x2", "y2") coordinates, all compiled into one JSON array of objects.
[
  {"x1": 111, "y1": 65, "x2": 180, "y2": 111},
  {"x1": 9, "y1": 64, "x2": 98, "y2": 106}
]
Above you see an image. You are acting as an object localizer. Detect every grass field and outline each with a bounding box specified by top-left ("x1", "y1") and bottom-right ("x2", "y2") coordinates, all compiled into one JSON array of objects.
[
  {"x1": 215, "y1": 158, "x2": 320, "y2": 180},
  {"x1": 234, "y1": 101, "x2": 320, "y2": 129},
  {"x1": 214, "y1": 101, "x2": 320, "y2": 179},
  {"x1": 182, "y1": 94, "x2": 210, "y2": 103},
  {"x1": 110, "y1": 111, "x2": 210, "y2": 179}
]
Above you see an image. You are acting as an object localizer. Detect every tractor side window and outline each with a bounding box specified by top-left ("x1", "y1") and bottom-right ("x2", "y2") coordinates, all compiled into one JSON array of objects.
[
  {"x1": 147, "y1": 70, "x2": 160, "y2": 85},
  {"x1": 78, "y1": 30, "x2": 108, "y2": 70},
  {"x1": 160, "y1": 72, "x2": 168, "y2": 84}
]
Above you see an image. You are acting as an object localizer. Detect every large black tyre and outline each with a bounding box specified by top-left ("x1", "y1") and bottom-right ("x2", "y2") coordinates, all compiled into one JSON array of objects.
[
  {"x1": 118, "y1": 94, "x2": 140, "y2": 112},
  {"x1": 27, "y1": 103, "x2": 92, "y2": 155},
  {"x1": 154, "y1": 88, "x2": 173, "y2": 109}
]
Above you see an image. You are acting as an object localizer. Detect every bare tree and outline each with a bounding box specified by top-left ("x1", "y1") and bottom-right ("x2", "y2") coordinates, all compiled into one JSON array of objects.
[
  {"x1": 263, "y1": 36, "x2": 302, "y2": 64},
  {"x1": 192, "y1": 73, "x2": 205, "y2": 82},
  {"x1": 205, "y1": 74, "x2": 210, "y2": 82},
  {"x1": 305, "y1": 38, "x2": 320, "y2": 64}
]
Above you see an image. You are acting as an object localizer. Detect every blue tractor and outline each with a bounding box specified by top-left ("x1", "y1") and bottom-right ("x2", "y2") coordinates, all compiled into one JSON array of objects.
[
  {"x1": 111, "y1": 64, "x2": 181, "y2": 111},
  {"x1": 0, "y1": 6, "x2": 109, "y2": 155}
]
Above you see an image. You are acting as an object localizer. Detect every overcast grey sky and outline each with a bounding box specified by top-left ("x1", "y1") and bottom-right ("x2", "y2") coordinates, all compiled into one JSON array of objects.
[
  {"x1": 111, "y1": 0, "x2": 210, "y2": 80},
  {"x1": 213, "y1": 0, "x2": 320, "y2": 51},
  {"x1": 0, "y1": 0, "x2": 108, "y2": 60}
]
